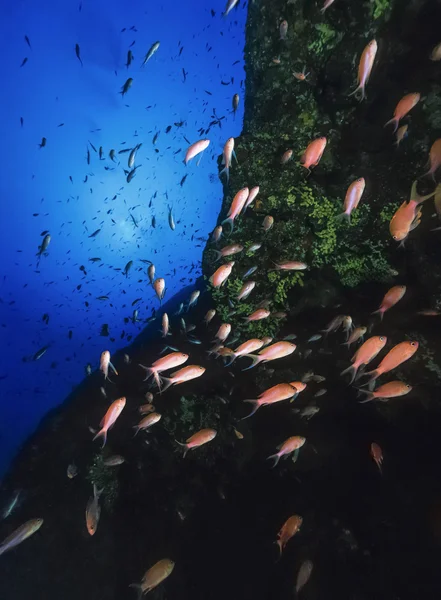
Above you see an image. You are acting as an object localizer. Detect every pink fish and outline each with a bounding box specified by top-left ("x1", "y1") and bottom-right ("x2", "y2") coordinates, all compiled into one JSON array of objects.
[
  {"x1": 139, "y1": 352, "x2": 189, "y2": 389},
  {"x1": 349, "y1": 40, "x2": 377, "y2": 101},
  {"x1": 337, "y1": 178, "x2": 365, "y2": 222},
  {"x1": 222, "y1": 187, "x2": 249, "y2": 232},
  {"x1": 219, "y1": 137, "x2": 235, "y2": 181},
  {"x1": 93, "y1": 397, "x2": 126, "y2": 447},
  {"x1": 184, "y1": 139, "x2": 210, "y2": 165}
]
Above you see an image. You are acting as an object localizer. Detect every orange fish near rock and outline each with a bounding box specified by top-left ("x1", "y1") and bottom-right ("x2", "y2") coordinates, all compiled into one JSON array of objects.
[
  {"x1": 300, "y1": 137, "x2": 327, "y2": 173},
  {"x1": 359, "y1": 381, "x2": 412, "y2": 403},
  {"x1": 242, "y1": 185, "x2": 260, "y2": 213},
  {"x1": 276, "y1": 515, "x2": 303, "y2": 556},
  {"x1": 153, "y1": 278, "x2": 166, "y2": 302},
  {"x1": 210, "y1": 261, "x2": 235, "y2": 287},
  {"x1": 423, "y1": 138, "x2": 441, "y2": 180},
  {"x1": 130, "y1": 559, "x2": 175, "y2": 595},
  {"x1": 176, "y1": 428, "x2": 217, "y2": 457},
  {"x1": 160, "y1": 365, "x2": 206, "y2": 392},
  {"x1": 370, "y1": 442, "x2": 383, "y2": 474},
  {"x1": 389, "y1": 181, "x2": 435, "y2": 243},
  {"x1": 267, "y1": 436, "x2": 306, "y2": 467},
  {"x1": 219, "y1": 137, "x2": 235, "y2": 182},
  {"x1": 372, "y1": 285, "x2": 406, "y2": 320},
  {"x1": 86, "y1": 484, "x2": 103, "y2": 536},
  {"x1": 93, "y1": 397, "x2": 126, "y2": 447},
  {"x1": 340, "y1": 336, "x2": 387, "y2": 383},
  {"x1": 384, "y1": 93, "x2": 420, "y2": 133},
  {"x1": 242, "y1": 341, "x2": 296, "y2": 370},
  {"x1": 100, "y1": 350, "x2": 118, "y2": 381},
  {"x1": 349, "y1": 40, "x2": 377, "y2": 101},
  {"x1": 222, "y1": 187, "x2": 249, "y2": 232},
  {"x1": 364, "y1": 340, "x2": 418, "y2": 383},
  {"x1": 139, "y1": 352, "x2": 189, "y2": 388},
  {"x1": 337, "y1": 177, "x2": 365, "y2": 222},
  {"x1": 242, "y1": 383, "x2": 297, "y2": 418},
  {"x1": 226, "y1": 338, "x2": 264, "y2": 365},
  {"x1": 244, "y1": 308, "x2": 271, "y2": 323}
]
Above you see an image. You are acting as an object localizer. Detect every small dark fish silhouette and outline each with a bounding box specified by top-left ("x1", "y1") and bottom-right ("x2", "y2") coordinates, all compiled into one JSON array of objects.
[
  {"x1": 88, "y1": 229, "x2": 101, "y2": 238},
  {"x1": 75, "y1": 44, "x2": 83, "y2": 66},
  {"x1": 20, "y1": 57, "x2": 28, "y2": 67},
  {"x1": 24, "y1": 35, "x2": 31, "y2": 49},
  {"x1": 39, "y1": 137, "x2": 47, "y2": 148}
]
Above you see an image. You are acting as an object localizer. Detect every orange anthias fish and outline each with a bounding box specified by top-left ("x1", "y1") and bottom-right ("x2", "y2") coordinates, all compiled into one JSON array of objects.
[
  {"x1": 242, "y1": 383, "x2": 297, "y2": 418},
  {"x1": 385, "y1": 92, "x2": 420, "y2": 133},
  {"x1": 139, "y1": 352, "x2": 189, "y2": 388},
  {"x1": 262, "y1": 215, "x2": 274, "y2": 231},
  {"x1": 349, "y1": 40, "x2": 377, "y2": 101},
  {"x1": 100, "y1": 350, "x2": 118, "y2": 381},
  {"x1": 93, "y1": 398, "x2": 126, "y2": 447},
  {"x1": 300, "y1": 137, "x2": 327, "y2": 172},
  {"x1": 133, "y1": 413, "x2": 161, "y2": 436},
  {"x1": 176, "y1": 428, "x2": 217, "y2": 457},
  {"x1": 272, "y1": 260, "x2": 308, "y2": 271},
  {"x1": 389, "y1": 180, "x2": 435, "y2": 243},
  {"x1": 372, "y1": 285, "x2": 406, "y2": 320},
  {"x1": 281, "y1": 149, "x2": 293, "y2": 164},
  {"x1": 219, "y1": 137, "x2": 235, "y2": 181},
  {"x1": 242, "y1": 341, "x2": 296, "y2": 370},
  {"x1": 364, "y1": 341, "x2": 419, "y2": 383},
  {"x1": 423, "y1": 138, "x2": 441, "y2": 180},
  {"x1": 215, "y1": 323, "x2": 231, "y2": 342},
  {"x1": 0, "y1": 518, "x2": 44, "y2": 556},
  {"x1": 359, "y1": 381, "x2": 412, "y2": 403},
  {"x1": 212, "y1": 225, "x2": 223, "y2": 242},
  {"x1": 370, "y1": 442, "x2": 383, "y2": 474},
  {"x1": 210, "y1": 261, "x2": 235, "y2": 287},
  {"x1": 226, "y1": 338, "x2": 264, "y2": 365},
  {"x1": 222, "y1": 187, "x2": 249, "y2": 232},
  {"x1": 244, "y1": 308, "x2": 271, "y2": 323},
  {"x1": 242, "y1": 185, "x2": 260, "y2": 213},
  {"x1": 212, "y1": 243, "x2": 243, "y2": 262},
  {"x1": 153, "y1": 277, "x2": 166, "y2": 301},
  {"x1": 337, "y1": 177, "x2": 365, "y2": 222},
  {"x1": 267, "y1": 436, "x2": 306, "y2": 467},
  {"x1": 276, "y1": 515, "x2": 303, "y2": 556},
  {"x1": 139, "y1": 403, "x2": 155, "y2": 415},
  {"x1": 184, "y1": 139, "x2": 210, "y2": 165},
  {"x1": 131, "y1": 559, "x2": 175, "y2": 595},
  {"x1": 162, "y1": 313, "x2": 170, "y2": 337},
  {"x1": 160, "y1": 365, "x2": 206, "y2": 392},
  {"x1": 86, "y1": 484, "x2": 103, "y2": 536},
  {"x1": 395, "y1": 124, "x2": 408, "y2": 147},
  {"x1": 340, "y1": 336, "x2": 387, "y2": 383}
]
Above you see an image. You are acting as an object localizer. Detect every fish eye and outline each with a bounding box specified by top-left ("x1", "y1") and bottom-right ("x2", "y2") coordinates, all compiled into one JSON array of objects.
[
  {"x1": 379, "y1": 336, "x2": 385, "y2": 341},
  {"x1": 411, "y1": 341, "x2": 416, "y2": 346},
  {"x1": 392, "y1": 235, "x2": 398, "y2": 240}
]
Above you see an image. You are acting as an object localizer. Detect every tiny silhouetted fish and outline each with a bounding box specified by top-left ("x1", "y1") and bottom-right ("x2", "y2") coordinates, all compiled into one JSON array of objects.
[
  {"x1": 20, "y1": 57, "x2": 28, "y2": 67},
  {"x1": 89, "y1": 229, "x2": 101, "y2": 238},
  {"x1": 75, "y1": 44, "x2": 83, "y2": 66},
  {"x1": 24, "y1": 35, "x2": 31, "y2": 49}
]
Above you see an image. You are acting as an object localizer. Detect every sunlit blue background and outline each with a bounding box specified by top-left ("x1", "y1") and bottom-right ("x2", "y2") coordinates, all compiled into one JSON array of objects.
[{"x1": 0, "y1": 0, "x2": 246, "y2": 476}]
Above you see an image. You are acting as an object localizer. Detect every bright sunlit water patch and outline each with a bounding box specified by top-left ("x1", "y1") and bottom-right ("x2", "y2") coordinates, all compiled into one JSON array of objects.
[{"x1": 0, "y1": 0, "x2": 246, "y2": 474}]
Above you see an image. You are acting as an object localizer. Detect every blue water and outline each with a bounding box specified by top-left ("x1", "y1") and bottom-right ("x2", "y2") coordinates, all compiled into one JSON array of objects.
[{"x1": 0, "y1": 0, "x2": 246, "y2": 476}]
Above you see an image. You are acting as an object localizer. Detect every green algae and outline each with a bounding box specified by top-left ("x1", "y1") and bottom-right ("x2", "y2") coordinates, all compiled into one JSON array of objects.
[{"x1": 87, "y1": 453, "x2": 119, "y2": 511}]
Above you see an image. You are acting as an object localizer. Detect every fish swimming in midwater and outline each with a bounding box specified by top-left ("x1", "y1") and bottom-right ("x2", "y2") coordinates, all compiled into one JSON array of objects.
[
  {"x1": 349, "y1": 40, "x2": 377, "y2": 101},
  {"x1": 92, "y1": 398, "x2": 126, "y2": 447},
  {"x1": 176, "y1": 428, "x2": 217, "y2": 457},
  {"x1": 0, "y1": 518, "x2": 43, "y2": 556},
  {"x1": 141, "y1": 41, "x2": 160, "y2": 66}
]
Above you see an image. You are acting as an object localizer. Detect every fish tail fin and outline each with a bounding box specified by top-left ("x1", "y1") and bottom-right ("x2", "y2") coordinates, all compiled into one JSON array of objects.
[
  {"x1": 224, "y1": 354, "x2": 236, "y2": 367},
  {"x1": 219, "y1": 165, "x2": 229, "y2": 182},
  {"x1": 241, "y1": 399, "x2": 260, "y2": 419},
  {"x1": 371, "y1": 308, "x2": 384, "y2": 321},
  {"x1": 360, "y1": 369, "x2": 379, "y2": 384},
  {"x1": 340, "y1": 364, "x2": 357, "y2": 384},
  {"x1": 384, "y1": 117, "x2": 399, "y2": 132},
  {"x1": 241, "y1": 354, "x2": 261, "y2": 370},
  {"x1": 129, "y1": 584, "x2": 143, "y2": 600},
  {"x1": 335, "y1": 212, "x2": 350, "y2": 223},
  {"x1": 132, "y1": 426, "x2": 140, "y2": 437},
  {"x1": 348, "y1": 84, "x2": 364, "y2": 101},
  {"x1": 138, "y1": 364, "x2": 154, "y2": 382},
  {"x1": 266, "y1": 453, "x2": 281, "y2": 468},
  {"x1": 109, "y1": 361, "x2": 118, "y2": 375},
  {"x1": 221, "y1": 217, "x2": 234, "y2": 234},
  {"x1": 212, "y1": 250, "x2": 222, "y2": 263},
  {"x1": 160, "y1": 377, "x2": 173, "y2": 393},
  {"x1": 357, "y1": 389, "x2": 374, "y2": 403},
  {"x1": 175, "y1": 440, "x2": 189, "y2": 458},
  {"x1": 92, "y1": 428, "x2": 107, "y2": 448}
]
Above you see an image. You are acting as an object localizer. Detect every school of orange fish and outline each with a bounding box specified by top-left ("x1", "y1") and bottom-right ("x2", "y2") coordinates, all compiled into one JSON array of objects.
[{"x1": 3, "y1": 0, "x2": 441, "y2": 595}]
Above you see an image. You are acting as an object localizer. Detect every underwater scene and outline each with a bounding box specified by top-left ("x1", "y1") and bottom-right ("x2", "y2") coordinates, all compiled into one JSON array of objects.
[{"x1": 2, "y1": 0, "x2": 441, "y2": 597}]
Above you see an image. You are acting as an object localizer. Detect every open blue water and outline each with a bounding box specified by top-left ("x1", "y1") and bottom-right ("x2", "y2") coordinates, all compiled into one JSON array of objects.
[{"x1": 0, "y1": 0, "x2": 246, "y2": 476}]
